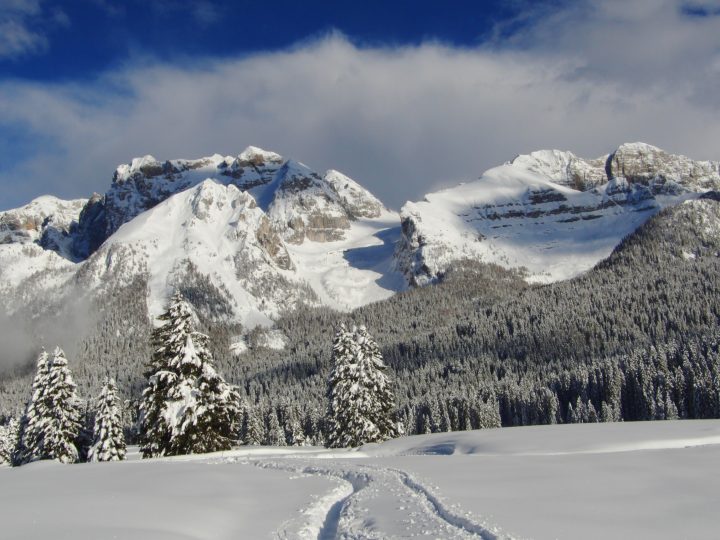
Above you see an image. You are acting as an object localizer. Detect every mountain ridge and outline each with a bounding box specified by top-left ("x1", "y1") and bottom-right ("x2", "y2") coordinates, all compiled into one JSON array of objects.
[{"x1": 1, "y1": 142, "x2": 718, "y2": 328}]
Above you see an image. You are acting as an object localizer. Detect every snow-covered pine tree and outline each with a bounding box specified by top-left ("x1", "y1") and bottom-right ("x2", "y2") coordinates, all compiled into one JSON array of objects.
[
  {"x1": 88, "y1": 378, "x2": 126, "y2": 462},
  {"x1": 15, "y1": 348, "x2": 82, "y2": 464},
  {"x1": 40, "y1": 347, "x2": 83, "y2": 463},
  {"x1": 139, "y1": 292, "x2": 241, "y2": 457},
  {"x1": 282, "y1": 405, "x2": 306, "y2": 446},
  {"x1": 325, "y1": 323, "x2": 362, "y2": 448},
  {"x1": 325, "y1": 324, "x2": 399, "y2": 448},
  {"x1": 0, "y1": 418, "x2": 18, "y2": 465},
  {"x1": 264, "y1": 408, "x2": 286, "y2": 446},
  {"x1": 355, "y1": 325, "x2": 399, "y2": 441},
  {"x1": 239, "y1": 404, "x2": 263, "y2": 446},
  {"x1": 14, "y1": 350, "x2": 51, "y2": 465}
]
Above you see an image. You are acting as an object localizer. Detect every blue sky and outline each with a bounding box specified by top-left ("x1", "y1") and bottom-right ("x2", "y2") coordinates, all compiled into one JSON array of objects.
[
  {"x1": 1, "y1": 0, "x2": 531, "y2": 81},
  {"x1": 1, "y1": 0, "x2": 719, "y2": 210}
]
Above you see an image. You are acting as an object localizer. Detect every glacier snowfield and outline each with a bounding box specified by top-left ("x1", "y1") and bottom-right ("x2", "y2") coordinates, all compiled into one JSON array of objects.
[{"x1": 2, "y1": 420, "x2": 719, "y2": 539}]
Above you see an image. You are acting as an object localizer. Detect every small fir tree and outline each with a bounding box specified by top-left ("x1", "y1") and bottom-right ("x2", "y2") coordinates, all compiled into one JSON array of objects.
[
  {"x1": 139, "y1": 293, "x2": 241, "y2": 457},
  {"x1": 14, "y1": 350, "x2": 51, "y2": 464},
  {"x1": 264, "y1": 409, "x2": 286, "y2": 446},
  {"x1": 88, "y1": 378, "x2": 126, "y2": 462},
  {"x1": 15, "y1": 348, "x2": 82, "y2": 464},
  {"x1": 40, "y1": 347, "x2": 83, "y2": 463},
  {"x1": 325, "y1": 324, "x2": 399, "y2": 448},
  {"x1": 0, "y1": 419, "x2": 18, "y2": 465},
  {"x1": 240, "y1": 405, "x2": 264, "y2": 446}
]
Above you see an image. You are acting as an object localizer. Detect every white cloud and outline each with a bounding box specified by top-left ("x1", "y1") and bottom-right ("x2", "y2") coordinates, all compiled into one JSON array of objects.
[
  {"x1": 0, "y1": 0, "x2": 719, "y2": 211},
  {"x1": 0, "y1": 0, "x2": 47, "y2": 58}
]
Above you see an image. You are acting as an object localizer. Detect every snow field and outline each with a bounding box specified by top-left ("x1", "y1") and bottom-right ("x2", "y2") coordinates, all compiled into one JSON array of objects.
[
  {"x1": 3, "y1": 420, "x2": 718, "y2": 539},
  {"x1": 0, "y1": 458, "x2": 337, "y2": 540}
]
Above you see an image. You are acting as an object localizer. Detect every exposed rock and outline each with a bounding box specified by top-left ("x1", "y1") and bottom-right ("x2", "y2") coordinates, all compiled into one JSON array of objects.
[
  {"x1": 607, "y1": 142, "x2": 720, "y2": 190},
  {"x1": 324, "y1": 169, "x2": 384, "y2": 218},
  {"x1": 267, "y1": 160, "x2": 352, "y2": 244}
]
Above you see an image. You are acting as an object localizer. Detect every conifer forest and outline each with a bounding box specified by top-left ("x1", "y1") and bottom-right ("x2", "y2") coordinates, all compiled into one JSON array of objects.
[{"x1": 1, "y1": 197, "x2": 719, "y2": 461}]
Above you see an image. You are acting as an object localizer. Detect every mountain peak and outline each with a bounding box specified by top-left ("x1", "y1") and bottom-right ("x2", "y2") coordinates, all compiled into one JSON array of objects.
[
  {"x1": 614, "y1": 141, "x2": 662, "y2": 154},
  {"x1": 238, "y1": 146, "x2": 283, "y2": 164}
]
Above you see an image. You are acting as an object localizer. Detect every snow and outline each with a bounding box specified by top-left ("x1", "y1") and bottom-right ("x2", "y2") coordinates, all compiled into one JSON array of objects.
[
  {"x1": 0, "y1": 195, "x2": 86, "y2": 295},
  {"x1": 2, "y1": 420, "x2": 718, "y2": 539},
  {"x1": 286, "y1": 209, "x2": 406, "y2": 311},
  {"x1": 0, "y1": 458, "x2": 337, "y2": 540},
  {"x1": 253, "y1": 328, "x2": 287, "y2": 350},
  {"x1": 238, "y1": 145, "x2": 283, "y2": 163},
  {"x1": 397, "y1": 159, "x2": 702, "y2": 284},
  {"x1": 71, "y1": 148, "x2": 408, "y2": 324},
  {"x1": 229, "y1": 337, "x2": 248, "y2": 356}
]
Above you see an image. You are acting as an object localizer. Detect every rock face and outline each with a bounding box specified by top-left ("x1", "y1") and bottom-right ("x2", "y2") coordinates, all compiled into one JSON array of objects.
[
  {"x1": 606, "y1": 143, "x2": 720, "y2": 191},
  {"x1": 324, "y1": 169, "x2": 385, "y2": 218},
  {"x1": 395, "y1": 143, "x2": 720, "y2": 285},
  {"x1": 267, "y1": 161, "x2": 352, "y2": 244}
]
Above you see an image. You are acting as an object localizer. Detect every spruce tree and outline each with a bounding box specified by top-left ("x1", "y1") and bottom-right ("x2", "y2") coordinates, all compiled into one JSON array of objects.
[
  {"x1": 326, "y1": 324, "x2": 399, "y2": 448},
  {"x1": 355, "y1": 325, "x2": 400, "y2": 441},
  {"x1": 0, "y1": 418, "x2": 18, "y2": 465},
  {"x1": 41, "y1": 347, "x2": 83, "y2": 464},
  {"x1": 88, "y1": 378, "x2": 126, "y2": 462},
  {"x1": 264, "y1": 409, "x2": 286, "y2": 446},
  {"x1": 15, "y1": 348, "x2": 82, "y2": 464},
  {"x1": 139, "y1": 292, "x2": 241, "y2": 457},
  {"x1": 14, "y1": 350, "x2": 51, "y2": 465},
  {"x1": 240, "y1": 405, "x2": 263, "y2": 446}
]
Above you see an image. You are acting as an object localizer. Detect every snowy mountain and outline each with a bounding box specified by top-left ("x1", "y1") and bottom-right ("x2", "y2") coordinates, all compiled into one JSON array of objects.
[
  {"x1": 1, "y1": 142, "x2": 718, "y2": 329},
  {"x1": 395, "y1": 142, "x2": 720, "y2": 285},
  {"x1": 0, "y1": 147, "x2": 403, "y2": 326},
  {"x1": 0, "y1": 196, "x2": 85, "y2": 294}
]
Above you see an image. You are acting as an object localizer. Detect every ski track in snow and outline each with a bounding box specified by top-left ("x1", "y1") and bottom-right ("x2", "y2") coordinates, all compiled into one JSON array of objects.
[{"x1": 247, "y1": 459, "x2": 505, "y2": 540}]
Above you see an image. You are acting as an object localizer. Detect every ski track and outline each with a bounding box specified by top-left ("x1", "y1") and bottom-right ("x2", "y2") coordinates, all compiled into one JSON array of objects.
[{"x1": 243, "y1": 458, "x2": 506, "y2": 540}]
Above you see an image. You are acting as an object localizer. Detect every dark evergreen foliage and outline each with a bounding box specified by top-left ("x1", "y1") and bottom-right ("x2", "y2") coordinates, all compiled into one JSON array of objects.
[{"x1": 139, "y1": 292, "x2": 241, "y2": 457}]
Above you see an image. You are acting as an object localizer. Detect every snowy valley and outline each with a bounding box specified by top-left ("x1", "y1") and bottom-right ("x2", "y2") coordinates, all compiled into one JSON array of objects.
[
  {"x1": 1, "y1": 142, "x2": 720, "y2": 539},
  {"x1": 2, "y1": 420, "x2": 719, "y2": 539}
]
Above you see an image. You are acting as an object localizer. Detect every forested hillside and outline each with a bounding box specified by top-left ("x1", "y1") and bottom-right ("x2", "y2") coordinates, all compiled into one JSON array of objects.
[{"x1": 2, "y1": 199, "x2": 719, "y2": 444}]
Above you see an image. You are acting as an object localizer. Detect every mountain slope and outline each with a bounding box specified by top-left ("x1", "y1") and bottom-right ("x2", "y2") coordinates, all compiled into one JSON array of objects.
[
  {"x1": 0, "y1": 147, "x2": 405, "y2": 326},
  {"x1": 395, "y1": 143, "x2": 720, "y2": 285},
  {"x1": 0, "y1": 196, "x2": 85, "y2": 296}
]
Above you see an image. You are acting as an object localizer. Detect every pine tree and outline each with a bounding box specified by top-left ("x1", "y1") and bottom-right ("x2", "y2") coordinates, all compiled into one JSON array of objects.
[
  {"x1": 41, "y1": 347, "x2": 83, "y2": 464},
  {"x1": 15, "y1": 348, "x2": 82, "y2": 464},
  {"x1": 326, "y1": 324, "x2": 399, "y2": 448},
  {"x1": 282, "y1": 405, "x2": 306, "y2": 446},
  {"x1": 139, "y1": 293, "x2": 241, "y2": 457},
  {"x1": 0, "y1": 418, "x2": 18, "y2": 465},
  {"x1": 88, "y1": 378, "x2": 126, "y2": 462},
  {"x1": 14, "y1": 350, "x2": 51, "y2": 465},
  {"x1": 264, "y1": 408, "x2": 286, "y2": 446},
  {"x1": 355, "y1": 325, "x2": 400, "y2": 439},
  {"x1": 240, "y1": 405, "x2": 264, "y2": 446}
]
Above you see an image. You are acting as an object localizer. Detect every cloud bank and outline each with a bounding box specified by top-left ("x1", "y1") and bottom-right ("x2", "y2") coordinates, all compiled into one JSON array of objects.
[{"x1": 0, "y1": 0, "x2": 719, "y2": 211}]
